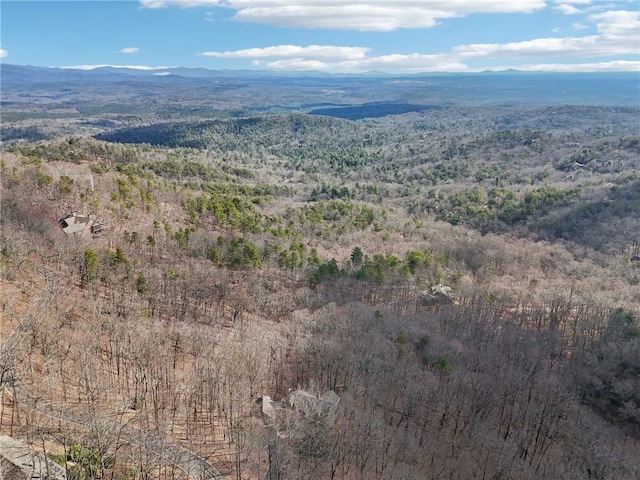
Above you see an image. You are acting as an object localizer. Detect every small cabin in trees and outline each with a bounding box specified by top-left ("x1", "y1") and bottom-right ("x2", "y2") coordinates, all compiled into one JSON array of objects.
[
  {"x1": 289, "y1": 389, "x2": 341, "y2": 426},
  {"x1": 420, "y1": 284, "x2": 454, "y2": 306},
  {"x1": 261, "y1": 388, "x2": 341, "y2": 428},
  {"x1": 58, "y1": 211, "x2": 106, "y2": 236}
]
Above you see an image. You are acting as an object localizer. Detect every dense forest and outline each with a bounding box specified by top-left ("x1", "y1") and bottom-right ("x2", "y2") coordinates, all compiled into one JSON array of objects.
[{"x1": 1, "y1": 68, "x2": 639, "y2": 479}]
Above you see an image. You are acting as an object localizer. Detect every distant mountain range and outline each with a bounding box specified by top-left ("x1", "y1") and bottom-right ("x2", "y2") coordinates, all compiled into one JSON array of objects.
[
  {"x1": 2, "y1": 63, "x2": 639, "y2": 109},
  {"x1": 0, "y1": 63, "x2": 336, "y2": 85},
  {"x1": 4, "y1": 63, "x2": 640, "y2": 80}
]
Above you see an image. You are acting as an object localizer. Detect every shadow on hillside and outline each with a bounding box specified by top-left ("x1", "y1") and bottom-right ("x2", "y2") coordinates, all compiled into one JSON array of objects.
[{"x1": 536, "y1": 180, "x2": 640, "y2": 252}]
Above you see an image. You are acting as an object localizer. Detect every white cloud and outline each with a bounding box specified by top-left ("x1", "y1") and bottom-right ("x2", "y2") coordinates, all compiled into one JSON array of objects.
[
  {"x1": 120, "y1": 47, "x2": 140, "y2": 54},
  {"x1": 255, "y1": 53, "x2": 468, "y2": 73},
  {"x1": 554, "y1": 4, "x2": 581, "y2": 15},
  {"x1": 200, "y1": 45, "x2": 370, "y2": 60},
  {"x1": 453, "y1": 10, "x2": 639, "y2": 59},
  {"x1": 140, "y1": 0, "x2": 545, "y2": 31},
  {"x1": 249, "y1": 55, "x2": 640, "y2": 73},
  {"x1": 553, "y1": 0, "x2": 593, "y2": 8},
  {"x1": 200, "y1": 44, "x2": 467, "y2": 73},
  {"x1": 0, "y1": 48, "x2": 7, "y2": 59},
  {"x1": 501, "y1": 60, "x2": 640, "y2": 72},
  {"x1": 197, "y1": 8, "x2": 640, "y2": 73},
  {"x1": 58, "y1": 64, "x2": 175, "y2": 70},
  {"x1": 232, "y1": 5, "x2": 444, "y2": 31},
  {"x1": 591, "y1": 9, "x2": 640, "y2": 38}
]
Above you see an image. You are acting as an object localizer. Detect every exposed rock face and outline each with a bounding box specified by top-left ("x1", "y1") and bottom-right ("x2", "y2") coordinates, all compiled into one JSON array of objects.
[{"x1": 0, "y1": 435, "x2": 66, "y2": 480}]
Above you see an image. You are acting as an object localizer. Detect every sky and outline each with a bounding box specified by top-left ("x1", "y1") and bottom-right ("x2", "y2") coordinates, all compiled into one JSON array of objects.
[{"x1": 1, "y1": 0, "x2": 639, "y2": 73}]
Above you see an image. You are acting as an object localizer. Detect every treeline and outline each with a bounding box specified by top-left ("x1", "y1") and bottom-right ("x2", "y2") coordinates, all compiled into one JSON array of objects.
[
  {"x1": 539, "y1": 177, "x2": 640, "y2": 250},
  {"x1": 308, "y1": 102, "x2": 439, "y2": 119},
  {"x1": 414, "y1": 185, "x2": 580, "y2": 229},
  {"x1": 94, "y1": 114, "x2": 348, "y2": 150}
]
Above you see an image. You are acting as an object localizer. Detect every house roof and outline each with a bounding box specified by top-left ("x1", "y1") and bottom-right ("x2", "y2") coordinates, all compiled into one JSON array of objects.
[
  {"x1": 320, "y1": 390, "x2": 340, "y2": 407},
  {"x1": 421, "y1": 284, "x2": 454, "y2": 306},
  {"x1": 58, "y1": 212, "x2": 105, "y2": 235},
  {"x1": 262, "y1": 395, "x2": 280, "y2": 420}
]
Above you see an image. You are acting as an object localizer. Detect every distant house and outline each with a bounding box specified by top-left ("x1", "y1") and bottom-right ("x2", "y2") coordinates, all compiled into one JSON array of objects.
[
  {"x1": 262, "y1": 388, "x2": 340, "y2": 429},
  {"x1": 58, "y1": 212, "x2": 106, "y2": 236},
  {"x1": 261, "y1": 395, "x2": 283, "y2": 421},
  {"x1": 420, "y1": 284, "x2": 454, "y2": 306},
  {"x1": 289, "y1": 389, "x2": 341, "y2": 425}
]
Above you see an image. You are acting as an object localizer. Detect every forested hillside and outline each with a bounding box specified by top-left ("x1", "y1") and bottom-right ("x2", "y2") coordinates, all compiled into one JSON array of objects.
[{"x1": 1, "y1": 70, "x2": 639, "y2": 479}]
